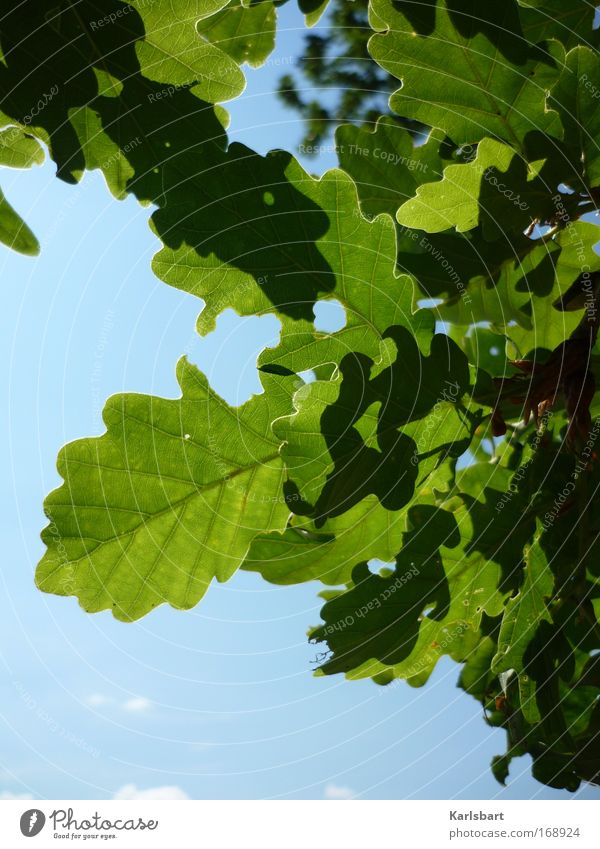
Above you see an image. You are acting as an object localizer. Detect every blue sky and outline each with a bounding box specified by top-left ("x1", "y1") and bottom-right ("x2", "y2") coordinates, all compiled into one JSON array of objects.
[{"x1": 1, "y1": 3, "x2": 599, "y2": 802}]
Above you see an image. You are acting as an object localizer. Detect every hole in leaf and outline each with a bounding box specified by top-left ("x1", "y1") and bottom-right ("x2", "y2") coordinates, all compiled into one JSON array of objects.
[
  {"x1": 367, "y1": 558, "x2": 394, "y2": 575},
  {"x1": 314, "y1": 299, "x2": 346, "y2": 332},
  {"x1": 263, "y1": 191, "x2": 275, "y2": 206},
  {"x1": 186, "y1": 310, "x2": 281, "y2": 405},
  {"x1": 417, "y1": 297, "x2": 444, "y2": 309},
  {"x1": 456, "y1": 448, "x2": 476, "y2": 470}
]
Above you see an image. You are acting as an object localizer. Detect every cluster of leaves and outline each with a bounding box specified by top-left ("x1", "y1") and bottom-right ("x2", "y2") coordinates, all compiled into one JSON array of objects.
[{"x1": 1, "y1": 0, "x2": 600, "y2": 791}]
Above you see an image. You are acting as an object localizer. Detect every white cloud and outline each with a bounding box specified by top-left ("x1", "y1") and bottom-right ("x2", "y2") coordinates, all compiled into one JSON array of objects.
[
  {"x1": 122, "y1": 697, "x2": 152, "y2": 712},
  {"x1": 85, "y1": 694, "x2": 153, "y2": 712},
  {"x1": 86, "y1": 693, "x2": 111, "y2": 707},
  {"x1": 0, "y1": 791, "x2": 35, "y2": 800},
  {"x1": 324, "y1": 783, "x2": 356, "y2": 800},
  {"x1": 113, "y1": 784, "x2": 189, "y2": 801}
]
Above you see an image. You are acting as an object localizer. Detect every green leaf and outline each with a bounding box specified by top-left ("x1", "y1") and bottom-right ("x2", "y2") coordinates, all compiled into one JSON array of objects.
[
  {"x1": 153, "y1": 155, "x2": 431, "y2": 342},
  {"x1": 311, "y1": 504, "x2": 505, "y2": 683},
  {"x1": 0, "y1": 187, "x2": 39, "y2": 255},
  {"x1": 397, "y1": 138, "x2": 551, "y2": 240},
  {"x1": 244, "y1": 462, "x2": 457, "y2": 587},
  {"x1": 36, "y1": 358, "x2": 292, "y2": 621},
  {"x1": 274, "y1": 331, "x2": 475, "y2": 524},
  {"x1": 369, "y1": 0, "x2": 564, "y2": 148},
  {"x1": 71, "y1": 99, "x2": 364, "y2": 338},
  {"x1": 455, "y1": 327, "x2": 509, "y2": 378},
  {"x1": 402, "y1": 222, "x2": 600, "y2": 351},
  {"x1": 152, "y1": 154, "x2": 342, "y2": 334},
  {"x1": 550, "y1": 46, "x2": 600, "y2": 187},
  {"x1": 491, "y1": 753, "x2": 512, "y2": 786},
  {"x1": 493, "y1": 536, "x2": 555, "y2": 722},
  {"x1": 298, "y1": 0, "x2": 331, "y2": 27},
  {"x1": 506, "y1": 221, "x2": 600, "y2": 354},
  {"x1": 0, "y1": 0, "x2": 272, "y2": 186},
  {"x1": 130, "y1": 0, "x2": 246, "y2": 101},
  {"x1": 68, "y1": 73, "x2": 227, "y2": 199},
  {"x1": 243, "y1": 496, "x2": 404, "y2": 587},
  {"x1": 336, "y1": 118, "x2": 447, "y2": 221},
  {"x1": 458, "y1": 634, "x2": 498, "y2": 700},
  {"x1": 0, "y1": 127, "x2": 44, "y2": 168},
  {"x1": 456, "y1": 460, "x2": 537, "y2": 585},
  {"x1": 196, "y1": 0, "x2": 277, "y2": 68},
  {"x1": 518, "y1": 0, "x2": 599, "y2": 51}
]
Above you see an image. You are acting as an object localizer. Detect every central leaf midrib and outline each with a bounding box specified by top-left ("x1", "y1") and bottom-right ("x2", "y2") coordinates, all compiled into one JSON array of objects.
[{"x1": 51, "y1": 449, "x2": 283, "y2": 558}]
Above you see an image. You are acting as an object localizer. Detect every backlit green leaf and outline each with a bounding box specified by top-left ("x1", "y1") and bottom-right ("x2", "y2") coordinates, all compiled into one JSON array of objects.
[{"x1": 36, "y1": 359, "x2": 292, "y2": 621}]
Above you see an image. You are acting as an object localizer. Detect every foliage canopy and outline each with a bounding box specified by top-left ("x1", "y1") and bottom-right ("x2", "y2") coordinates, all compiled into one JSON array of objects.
[{"x1": 2, "y1": 0, "x2": 600, "y2": 792}]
